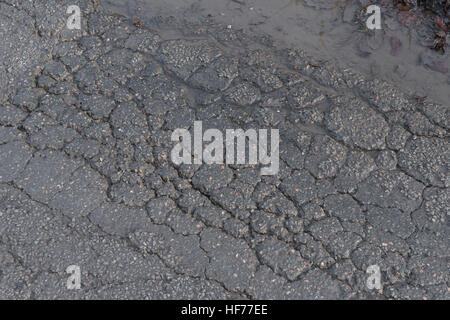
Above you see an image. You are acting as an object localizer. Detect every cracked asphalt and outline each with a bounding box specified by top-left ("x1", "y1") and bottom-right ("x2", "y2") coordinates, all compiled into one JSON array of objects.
[{"x1": 0, "y1": 0, "x2": 448, "y2": 300}]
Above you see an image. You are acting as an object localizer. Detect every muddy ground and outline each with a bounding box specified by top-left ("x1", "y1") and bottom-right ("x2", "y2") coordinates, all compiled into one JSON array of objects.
[{"x1": 102, "y1": 0, "x2": 449, "y2": 104}]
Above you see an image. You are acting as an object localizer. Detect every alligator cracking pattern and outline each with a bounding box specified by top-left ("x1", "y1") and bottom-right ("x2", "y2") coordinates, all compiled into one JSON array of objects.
[{"x1": 0, "y1": 0, "x2": 448, "y2": 299}]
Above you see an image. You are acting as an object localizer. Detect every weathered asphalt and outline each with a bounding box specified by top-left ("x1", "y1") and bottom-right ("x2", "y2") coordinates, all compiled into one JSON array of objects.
[{"x1": 0, "y1": 0, "x2": 448, "y2": 299}]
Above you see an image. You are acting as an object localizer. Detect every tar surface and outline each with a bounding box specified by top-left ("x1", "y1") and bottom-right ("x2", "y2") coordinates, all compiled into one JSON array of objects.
[{"x1": 0, "y1": 0, "x2": 448, "y2": 299}]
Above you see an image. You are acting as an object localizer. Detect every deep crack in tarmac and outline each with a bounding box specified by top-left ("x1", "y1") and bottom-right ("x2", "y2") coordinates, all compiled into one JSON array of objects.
[{"x1": 0, "y1": 0, "x2": 448, "y2": 299}]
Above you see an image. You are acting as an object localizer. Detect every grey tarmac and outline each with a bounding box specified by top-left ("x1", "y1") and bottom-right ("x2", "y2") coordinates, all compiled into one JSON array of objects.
[{"x1": 0, "y1": 0, "x2": 448, "y2": 300}]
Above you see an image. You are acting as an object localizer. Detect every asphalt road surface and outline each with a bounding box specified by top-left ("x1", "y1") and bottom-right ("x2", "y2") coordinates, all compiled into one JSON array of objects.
[{"x1": 0, "y1": 0, "x2": 448, "y2": 299}]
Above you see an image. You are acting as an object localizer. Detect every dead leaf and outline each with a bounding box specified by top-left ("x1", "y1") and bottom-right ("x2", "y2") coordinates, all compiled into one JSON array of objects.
[{"x1": 435, "y1": 15, "x2": 448, "y2": 32}]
